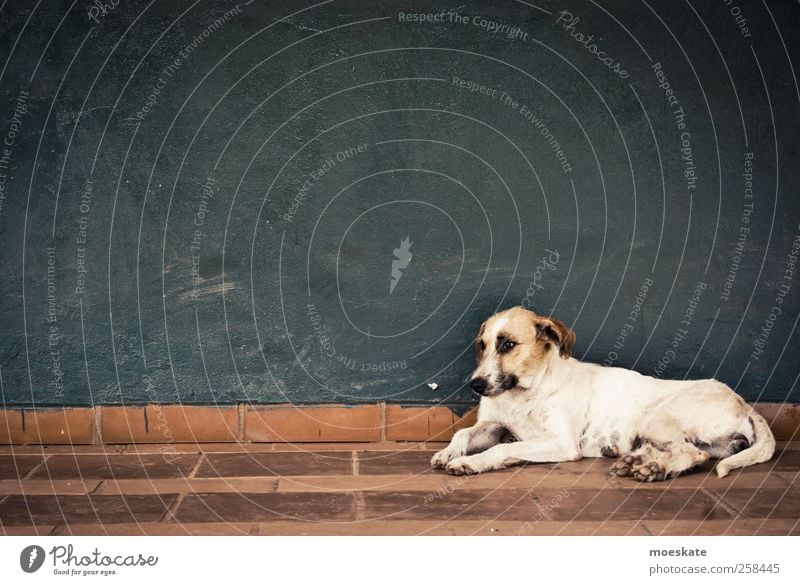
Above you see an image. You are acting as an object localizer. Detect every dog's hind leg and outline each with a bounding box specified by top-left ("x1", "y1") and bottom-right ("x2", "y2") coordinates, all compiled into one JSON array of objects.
[{"x1": 610, "y1": 439, "x2": 709, "y2": 482}]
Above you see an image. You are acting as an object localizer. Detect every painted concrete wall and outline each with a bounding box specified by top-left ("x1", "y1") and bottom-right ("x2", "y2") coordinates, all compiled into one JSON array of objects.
[{"x1": 0, "y1": 1, "x2": 798, "y2": 406}]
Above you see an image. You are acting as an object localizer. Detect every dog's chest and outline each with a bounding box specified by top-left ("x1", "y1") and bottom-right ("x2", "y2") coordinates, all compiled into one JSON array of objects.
[{"x1": 484, "y1": 392, "x2": 550, "y2": 440}]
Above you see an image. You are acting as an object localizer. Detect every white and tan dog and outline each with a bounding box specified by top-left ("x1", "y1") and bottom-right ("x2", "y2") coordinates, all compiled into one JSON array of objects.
[{"x1": 432, "y1": 306, "x2": 775, "y2": 481}]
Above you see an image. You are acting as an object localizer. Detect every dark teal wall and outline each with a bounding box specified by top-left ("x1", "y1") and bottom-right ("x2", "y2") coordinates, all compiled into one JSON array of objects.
[{"x1": 1, "y1": 1, "x2": 798, "y2": 406}]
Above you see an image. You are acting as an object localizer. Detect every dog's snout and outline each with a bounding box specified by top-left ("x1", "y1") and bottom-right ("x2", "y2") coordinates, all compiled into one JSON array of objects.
[{"x1": 470, "y1": 377, "x2": 488, "y2": 395}]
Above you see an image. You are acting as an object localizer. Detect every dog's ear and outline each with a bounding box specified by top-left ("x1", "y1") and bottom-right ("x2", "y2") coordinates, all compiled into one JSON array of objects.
[
  {"x1": 535, "y1": 317, "x2": 576, "y2": 359},
  {"x1": 475, "y1": 322, "x2": 487, "y2": 363}
]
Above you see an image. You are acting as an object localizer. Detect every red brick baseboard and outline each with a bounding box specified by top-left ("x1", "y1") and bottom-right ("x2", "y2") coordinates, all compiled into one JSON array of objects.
[{"x1": 0, "y1": 403, "x2": 797, "y2": 445}]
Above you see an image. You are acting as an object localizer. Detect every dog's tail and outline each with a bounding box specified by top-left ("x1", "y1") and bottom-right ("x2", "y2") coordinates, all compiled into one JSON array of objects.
[{"x1": 716, "y1": 410, "x2": 776, "y2": 478}]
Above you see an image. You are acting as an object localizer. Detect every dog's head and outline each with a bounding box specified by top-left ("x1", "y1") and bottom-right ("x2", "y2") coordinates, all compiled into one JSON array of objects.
[{"x1": 469, "y1": 306, "x2": 575, "y2": 397}]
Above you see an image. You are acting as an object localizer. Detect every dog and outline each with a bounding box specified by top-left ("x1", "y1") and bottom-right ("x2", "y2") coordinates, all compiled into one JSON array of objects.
[{"x1": 431, "y1": 306, "x2": 775, "y2": 481}]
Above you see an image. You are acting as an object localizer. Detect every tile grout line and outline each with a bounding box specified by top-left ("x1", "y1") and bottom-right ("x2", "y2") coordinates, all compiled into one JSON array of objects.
[
  {"x1": 93, "y1": 406, "x2": 103, "y2": 445},
  {"x1": 379, "y1": 402, "x2": 386, "y2": 442},
  {"x1": 22, "y1": 454, "x2": 51, "y2": 479},
  {"x1": 353, "y1": 491, "x2": 366, "y2": 522},
  {"x1": 160, "y1": 494, "x2": 186, "y2": 523},
  {"x1": 187, "y1": 452, "x2": 205, "y2": 481},
  {"x1": 773, "y1": 471, "x2": 794, "y2": 487},
  {"x1": 159, "y1": 453, "x2": 206, "y2": 522},
  {"x1": 701, "y1": 487, "x2": 741, "y2": 518}
]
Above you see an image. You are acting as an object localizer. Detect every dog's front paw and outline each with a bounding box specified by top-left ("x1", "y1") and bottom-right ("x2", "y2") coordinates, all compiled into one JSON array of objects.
[
  {"x1": 445, "y1": 456, "x2": 484, "y2": 476},
  {"x1": 431, "y1": 447, "x2": 463, "y2": 469}
]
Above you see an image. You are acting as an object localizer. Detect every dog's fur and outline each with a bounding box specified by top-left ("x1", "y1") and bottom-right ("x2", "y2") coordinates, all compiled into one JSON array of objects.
[{"x1": 431, "y1": 307, "x2": 775, "y2": 481}]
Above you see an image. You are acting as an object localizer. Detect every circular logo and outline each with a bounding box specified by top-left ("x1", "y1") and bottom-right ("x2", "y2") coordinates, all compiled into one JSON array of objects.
[{"x1": 19, "y1": 545, "x2": 45, "y2": 573}]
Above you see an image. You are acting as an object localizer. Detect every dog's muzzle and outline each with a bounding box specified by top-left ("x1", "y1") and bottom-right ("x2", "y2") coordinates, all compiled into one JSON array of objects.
[
  {"x1": 471, "y1": 374, "x2": 518, "y2": 396},
  {"x1": 499, "y1": 373, "x2": 519, "y2": 390}
]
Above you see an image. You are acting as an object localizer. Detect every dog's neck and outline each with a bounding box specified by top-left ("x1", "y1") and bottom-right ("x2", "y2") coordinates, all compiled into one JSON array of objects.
[{"x1": 521, "y1": 351, "x2": 575, "y2": 395}]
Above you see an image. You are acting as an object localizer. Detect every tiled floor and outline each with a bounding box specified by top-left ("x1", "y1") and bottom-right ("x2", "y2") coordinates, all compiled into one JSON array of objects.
[{"x1": 0, "y1": 442, "x2": 798, "y2": 535}]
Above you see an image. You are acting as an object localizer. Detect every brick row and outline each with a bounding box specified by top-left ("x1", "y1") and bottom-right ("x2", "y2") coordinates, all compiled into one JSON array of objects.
[{"x1": 0, "y1": 403, "x2": 797, "y2": 444}]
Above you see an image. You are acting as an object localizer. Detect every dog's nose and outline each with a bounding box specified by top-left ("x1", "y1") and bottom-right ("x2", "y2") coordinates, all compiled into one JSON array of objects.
[{"x1": 470, "y1": 377, "x2": 488, "y2": 395}]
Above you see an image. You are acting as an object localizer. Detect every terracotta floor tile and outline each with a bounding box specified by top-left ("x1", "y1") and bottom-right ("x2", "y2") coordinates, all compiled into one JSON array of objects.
[
  {"x1": 271, "y1": 442, "x2": 412, "y2": 452},
  {"x1": 1, "y1": 525, "x2": 58, "y2": 536},
  {"x1": 60, "y1": 522, "x2": 256, "y2": 536},
  {"x1": 645, "y1": 518, "x2": 800, "y2": 536},
  {"x1": 361, "y1": 489, "x2": 547, "y2": 522},
  {"x1": 28, "y1": 454, "x2": 200, "y2": 480},
  {"x1": 0, "y1": 455, "x2": 44, "y2": 479},
  {"x1": 276, "y1": 475, "x2": 441, "y2": 493},
  {"x1": 257, "y1": 519, "x2": 441, "y2": 536},
  {"x1": 778, "y1": 471, "x2": 800, "y2": 486},
  {"x1": 172, "y1": 492, "x2": 355, "y2": 523},
  {"x1": 0, "y1": 479, "x2": 101, "y2": 495},
  {"x1": 357, "y1": 450, "x2": 437, "y2": 475},
  {"x1": 549, "y1": 458, "x2": 612, "y2": 473},
  {"x1": 196, "y1": 452, "x2": 352, "y2": 478},
  {"x1": 766, "y1": 448, "x2": 800, "y2": 471},
  {"x1": 776, "y1": 441, "x2": 800, "y2": 450},
  {"x1": 117, "y1": 444, "x2": 205, "y2": 455},
  {"x1": 248, "y1": 519, "x2": 648, "y2": 535},
  {"x1": 0, "y1": 445, "x2": 125, "y2": 455},
  {"x1": 440, "y1": 519, "x2": 650, "y2": 536},
  {"x1": 0, "y1": 441, "x2": 795, "y2": 534},
  {"x1": 715, "y1": 487, "x2": 800, "y2": 519},
  {"x1": 0, "y1": 494, "x2": 177, "y2": 526},
  {"x1": 452, "y1": 468, "x2": 618, "y2": 490},
  {"x1": 528, "y1": 487, "x2": 732, "y2": 522},
  {"x1": 101, "y1": 477, "x2": 279, "y2": 495}
]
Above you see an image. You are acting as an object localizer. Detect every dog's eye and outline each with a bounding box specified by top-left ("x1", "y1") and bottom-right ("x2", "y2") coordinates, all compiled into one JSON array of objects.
[
  {"x1": 480, "y1": 340, "x2": 486, "y2": 351},
  {"x1": 498, "y1": 339, "x2": 516, "y2": 353}
]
